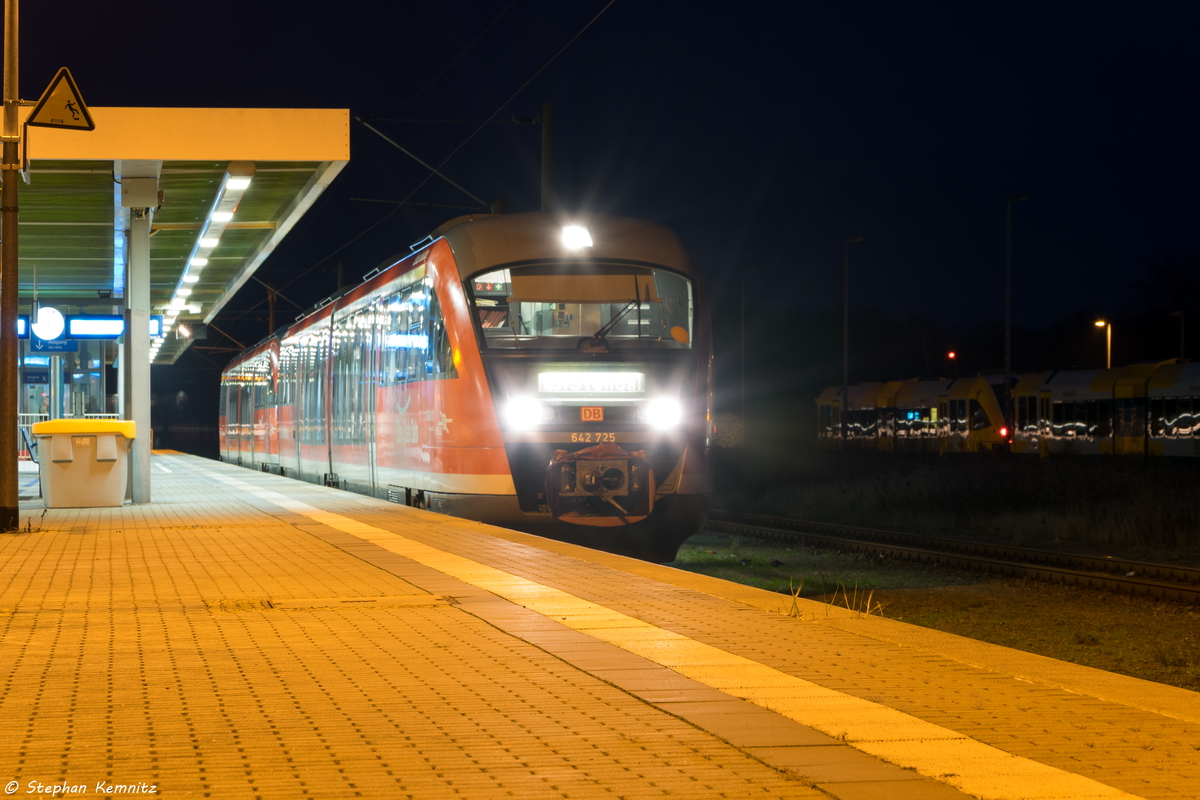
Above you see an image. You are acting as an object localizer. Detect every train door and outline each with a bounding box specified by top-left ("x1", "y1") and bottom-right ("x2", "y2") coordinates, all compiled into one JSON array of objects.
[
  {"x1": 277, "y1": 338, "x2": 301, "y2": 476},
  {"x1": 330, "y1": 304, "x2": 377, "y2": 495},
  {"x1": 365, "y1": 301, "x2": 379, "y2": 494},
  {"x1": 1038, "y1": 392, "x2": 1051, "y2": 457},
  {"x1": 295, "y1": 325, "x2": 332, "y2": 484},
  {"x1": 938, "y1": 396, "x2": 950, "y2": 454},
  {"x1": 240, "y1": 380, "x2": 254, "y2": 465},
  {"x1": 1114, "y1": 398, "x2": 1146, "y2": 455}
]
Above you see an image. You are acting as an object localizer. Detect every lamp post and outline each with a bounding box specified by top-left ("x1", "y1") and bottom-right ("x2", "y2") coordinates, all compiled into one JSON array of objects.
[
  {"x1": 842, "y1": 237, "x2": 864, "y2": 441},
  {"x1": 1004, "y1": 194, "x2": 1030, "y2": 428},
  {"x1": 739, "y1": 267, "x2": 756, "y2": 421},
  {"x1": 1095, "y1": 320, "x2": 1111, "y2": 369}
]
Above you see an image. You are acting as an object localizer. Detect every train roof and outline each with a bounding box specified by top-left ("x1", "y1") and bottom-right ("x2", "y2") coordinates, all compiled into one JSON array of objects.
[
  {"x1": 432, "y1": 212, "x2": 693, "y2": 279},
  {"x1": 894, "y1": 379, "x2": 954, "y2": 407},
  {"x1": 1146, "y1": 361, "x2": 1200, "y2": 396}
]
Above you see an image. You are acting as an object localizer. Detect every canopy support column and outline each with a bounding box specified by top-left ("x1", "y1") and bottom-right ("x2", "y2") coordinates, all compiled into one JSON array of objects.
[{"x1": 119, "y1": 160, "x2": 159, "y2": 504}]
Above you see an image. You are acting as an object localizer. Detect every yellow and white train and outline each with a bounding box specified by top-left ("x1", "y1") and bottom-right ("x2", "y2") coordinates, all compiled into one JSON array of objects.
[{"x1": 817, "y1": 360, "x2": 1200, "y2": 456}]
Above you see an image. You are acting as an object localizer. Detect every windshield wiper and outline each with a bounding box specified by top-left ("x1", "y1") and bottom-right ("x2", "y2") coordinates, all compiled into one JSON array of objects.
[
  {"x1": 591, "y1": 299, "x2": 639, "y2": 340},
  {"x1": 591, "y1": 277, "x2": 643, "y2": 340}
]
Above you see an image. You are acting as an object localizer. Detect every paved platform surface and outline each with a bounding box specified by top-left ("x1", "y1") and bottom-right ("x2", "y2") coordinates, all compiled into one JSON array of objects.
[{"x1": 2, "y1": 454, "x2": 1199, "y2": 800}]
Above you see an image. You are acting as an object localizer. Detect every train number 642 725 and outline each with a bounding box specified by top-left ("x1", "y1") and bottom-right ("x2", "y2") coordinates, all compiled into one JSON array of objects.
[{"x1": 570, "y1": 432, "x2": 617, "y2": 443}]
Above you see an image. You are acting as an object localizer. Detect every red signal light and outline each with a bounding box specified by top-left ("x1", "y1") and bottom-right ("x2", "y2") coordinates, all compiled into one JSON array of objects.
[
  {"x1": 999, "y1": 426, "x2": 1009, "y2": 438},
  {"x1": 947, "y1": 351, "x2": 956, "y2": 359}
]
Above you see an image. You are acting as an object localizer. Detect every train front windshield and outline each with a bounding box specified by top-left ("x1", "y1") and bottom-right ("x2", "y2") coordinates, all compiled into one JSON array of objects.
[{"x1": 469, "y1": 265, "x2": 693, "y2": 350}]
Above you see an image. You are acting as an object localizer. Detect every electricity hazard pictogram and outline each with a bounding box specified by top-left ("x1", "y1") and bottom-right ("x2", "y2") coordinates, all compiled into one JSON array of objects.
[{"x1": 27, "y1": 67, "x2": 95, "y2": 131}]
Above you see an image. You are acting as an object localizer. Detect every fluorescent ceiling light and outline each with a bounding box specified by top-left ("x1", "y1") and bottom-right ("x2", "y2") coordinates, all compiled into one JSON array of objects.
[
  {"x1": 190, "y1": 258, "x2": 208, "y2": 267},
  {"x1": 211, "y1": 211, "x2": 233, "y2": 223},
  {"x1": 227, "y1": 177, "x2": 251, "y2": 191},
  {"x1": 183, "y1": 274, "x2": 200, "y2": 283},
  {"x1": 199, "y1": 237, "x2": 219, "y2": 248}
]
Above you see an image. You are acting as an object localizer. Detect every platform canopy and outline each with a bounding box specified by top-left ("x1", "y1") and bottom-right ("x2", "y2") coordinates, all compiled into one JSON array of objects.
[{"x1": 16, "y1": 107, "x2": 349, "y2": 363}]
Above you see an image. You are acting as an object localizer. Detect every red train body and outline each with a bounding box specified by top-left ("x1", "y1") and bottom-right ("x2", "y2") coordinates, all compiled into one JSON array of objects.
[{"x1": 219, "y1": 212, "x2": 711, "y2": 561}]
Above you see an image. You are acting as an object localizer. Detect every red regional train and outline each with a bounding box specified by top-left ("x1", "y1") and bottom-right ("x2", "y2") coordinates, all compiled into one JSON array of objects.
[{"x1": 219, "y1": 212, "x2": 711, "y2": 561}]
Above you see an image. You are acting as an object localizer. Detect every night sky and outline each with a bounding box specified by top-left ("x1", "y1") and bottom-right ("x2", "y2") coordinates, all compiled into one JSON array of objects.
[{"x1": 18, "y1": 1, "x2": 1200, "y2": 389}]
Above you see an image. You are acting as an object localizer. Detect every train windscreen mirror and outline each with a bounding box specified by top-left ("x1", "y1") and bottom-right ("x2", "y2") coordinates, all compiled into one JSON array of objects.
[{"x1": 670, "y1": 326, "x2": 689, "y2": 344}]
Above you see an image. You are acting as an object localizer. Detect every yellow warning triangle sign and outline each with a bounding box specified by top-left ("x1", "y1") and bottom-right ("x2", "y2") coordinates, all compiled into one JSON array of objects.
[{"x1": 27, "y1": 67, "x2": 95, "y2": 131}]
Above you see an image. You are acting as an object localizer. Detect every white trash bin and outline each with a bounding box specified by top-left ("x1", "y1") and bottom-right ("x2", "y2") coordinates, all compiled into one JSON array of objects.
[{"x1": 31, "y1": 420, "x2": 137, "y2": 508}]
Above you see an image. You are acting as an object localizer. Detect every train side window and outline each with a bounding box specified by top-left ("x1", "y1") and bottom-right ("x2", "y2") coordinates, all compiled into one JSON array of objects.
[
  {"x1": 428, "y1": 287, "x2": 458, "y2": 379},
  {"x1": 1179, "y1": 397, "x2": 1192, "y2": 436},
  {"x1": 950, "y1": 398, "x2": 965, "y2": 433},
  {"x1": 278, "y1": 342, "x2": 296, "y2": 406},
  {"x1": 969, "y1": 399, "x2": 990, "y2": 430},
  {"x1": 1155, "y1": 398, "x2": 1169, "y2": 436},
  {"x1": 300, "y1": 332, "x2": 326, "y2": 445},
  {"x1": 1015, "y1": 396, "x2": 1026, "y2": 431},
  {"x1": 1097, "y1": 401, "x2": 1112, "y2": 437},
  {"x1": 1052, "y1": 402, "x2": 1063, "y2": 425},
  {"x1": 240, "y1": 382, "x2": 253, "y2": 432}
]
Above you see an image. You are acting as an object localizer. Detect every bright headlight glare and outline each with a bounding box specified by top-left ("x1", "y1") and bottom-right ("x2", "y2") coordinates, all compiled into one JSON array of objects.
[
  {"x1": 504, "y1": 396, "x2": 552, "y2": 430},
  {"x1": 562, "y1": 225, "x2": 592, "y2": 249},
  {"x1": 644, "y1": 398, "x2": 683, "y2": 429}
]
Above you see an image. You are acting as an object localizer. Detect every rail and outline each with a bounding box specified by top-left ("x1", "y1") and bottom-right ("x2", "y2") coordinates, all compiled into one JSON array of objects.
[{"x1": 705, "y1": 509, "x2": 1200, "y2": 604}]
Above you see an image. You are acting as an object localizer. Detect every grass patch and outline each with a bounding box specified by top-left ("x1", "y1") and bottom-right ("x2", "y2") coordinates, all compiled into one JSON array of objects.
[
  {"x1": 672, "y1": 532, "x2": 1200, "y2": 691},
  {"x1": 710, "y1": 448, "x2": 1200, "y2": 564}
]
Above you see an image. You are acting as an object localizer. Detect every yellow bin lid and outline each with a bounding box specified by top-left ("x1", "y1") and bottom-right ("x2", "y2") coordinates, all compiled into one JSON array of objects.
[{"x1": 31, "y1": 419, "x2": 136, "y2": 439}]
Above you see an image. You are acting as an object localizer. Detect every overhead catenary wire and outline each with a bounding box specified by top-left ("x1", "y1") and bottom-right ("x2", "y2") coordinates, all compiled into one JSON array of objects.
[
  {"x1": 353, "y1": 116, "x2": 489, "y2": 209},
  {"x1": 269, "y1": 0, "x2": 620, "y2": 299},
  {"x1": 378, "y1": 0, "x2": 521, "y2": 117},
  {"x1": 390, "y1": 0, "x2": 619, "y2": 213}
]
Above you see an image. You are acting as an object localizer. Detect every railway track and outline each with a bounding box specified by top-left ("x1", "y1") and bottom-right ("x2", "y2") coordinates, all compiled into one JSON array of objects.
[{"x1": 704, "y1": 510, "x2": 1200, "y2": 603}]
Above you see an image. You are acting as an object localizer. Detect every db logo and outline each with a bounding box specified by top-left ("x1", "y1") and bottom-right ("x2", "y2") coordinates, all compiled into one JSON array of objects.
[{"x1": 580, "y1": 407, "x2": 604, "y2": 422}]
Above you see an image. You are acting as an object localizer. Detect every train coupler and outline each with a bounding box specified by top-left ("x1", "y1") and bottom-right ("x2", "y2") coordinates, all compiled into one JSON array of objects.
[{"x1": 545, "y1": 443, "x2": 655, "y2": 526}]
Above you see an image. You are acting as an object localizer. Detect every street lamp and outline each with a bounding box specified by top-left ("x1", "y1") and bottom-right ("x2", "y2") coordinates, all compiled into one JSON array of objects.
[
  {"x1": 739, "y1": 267, "x2": 757, "y2": 421},
  {"x1": 1095, "y1": 319, "x2": 1111, "y2": 369},
  {"x1": 842, "y1": 237, "x2": 864, "y2": 441}
]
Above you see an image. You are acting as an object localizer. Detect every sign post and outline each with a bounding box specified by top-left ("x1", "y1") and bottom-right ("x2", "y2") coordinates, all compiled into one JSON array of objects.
[
  {"x1": 0, "y1": 0, "x2": 94, "y2": 528},
  {"x1": 1, "y1": 0, "x2": 20, "y2": 530}
]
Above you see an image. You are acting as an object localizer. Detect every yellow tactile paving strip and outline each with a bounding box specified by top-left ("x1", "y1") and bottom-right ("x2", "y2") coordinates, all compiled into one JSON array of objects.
[
  {"x1": 3, "y1": 455, "x2": 1197, "y2": 800},
  {"x1": 180, "y1": 459, "x2": 1191, "y2": 800},
  {"x1": 232, "y1": 467, "x2": 1200, "y2": 800},
  {"x1": 0, "y1": 461, "x2": 846, "y2": 799}
]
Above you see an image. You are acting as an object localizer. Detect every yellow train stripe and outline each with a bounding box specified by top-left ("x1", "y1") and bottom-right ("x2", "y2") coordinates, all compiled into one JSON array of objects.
[{"x1": 197, "y1": 464, "x2": 1140, "y2": 800}]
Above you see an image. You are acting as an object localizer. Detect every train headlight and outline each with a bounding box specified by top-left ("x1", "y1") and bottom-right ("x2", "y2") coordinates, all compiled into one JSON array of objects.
[
  {"x1": 643, "y1": 398, "x2": 683, "y2": 430},
  {"x1": 562, "y1": 225, "x2": 592, "y2": 249},
  {"x1": 503, "y1": 396, "x2": 553, "y2": 429}
]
